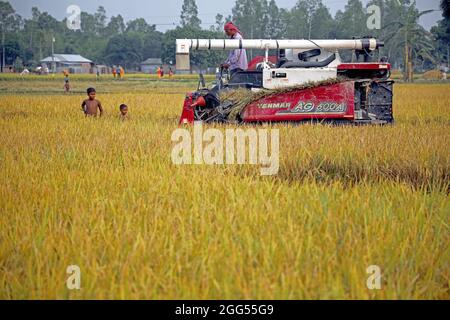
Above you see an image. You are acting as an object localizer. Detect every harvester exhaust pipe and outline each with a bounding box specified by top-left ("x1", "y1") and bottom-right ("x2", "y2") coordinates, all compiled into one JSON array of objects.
[{"x1": 175, "y1": 38, "x2": 384, "y2": 71}]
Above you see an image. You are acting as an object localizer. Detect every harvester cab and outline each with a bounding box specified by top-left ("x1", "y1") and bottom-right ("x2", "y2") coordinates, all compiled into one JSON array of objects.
[{"x1": 177, "y1": 38, "x2": 394, "y2": 125}]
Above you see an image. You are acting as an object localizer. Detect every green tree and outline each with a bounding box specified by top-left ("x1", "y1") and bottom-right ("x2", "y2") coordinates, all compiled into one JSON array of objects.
[
  {"x1": 94, "y1": 6, "x2": 107, "y2": 33},
  {"x1": 22, "y1": 9, "x2": 39, "y2": 65},
  {"x1": 382, "y1": 1, "x2": 435, "y2": 81},
  {"x1": 282, "y1": 0, "x2": 319, "y2": 39},
  {"x1": 105, "y1": 15, "x2": 126, "y2": 36},
  {"x1": 81, "y1": 12, "x2": 97, "y2": 34},
  {"x1": 335, "y1": 0, "x2": 367, "y2": 39},
  {"x1": 4, "y1": 37, "x2": 21, "y2": 66},
  {"x1": 104, "y1": 33, "x2": 144, "y2": 69},
  {"x1": 267, "y1": 0, "x2": 282, "y2": 39},
  {"x1": 125, "y1": 18, "x2": 162, "y2": 61},
  {"x1": 231, "y1": 0, "x2": 270, "y2": 60},
  {"x1": 142, "y1": 30, "x2": 163, "y2": 59},
  {"x1": 309, "y1": 1, "x2": 335, "y2": 39},
  {"x1": 232, "y1": 0, "x2": 269, "y2": 39},
  {"x1": 28, "y1": 8, "x2": 61, "y2": 61},
  {"x1": 431, "y1": 0, "x2": 450, "y2": 68},
  {"x1": 211, "y1": 14, "x2": 224, "y2": 32},
  {"x1": 366, "y1": 0, "x2": 411, "y2": 67},
  {"x1": 1, "y1": 1, "x2": 20, "y2": 71},
  {"x1": 180, "y1": 0, "x2": 201, "y2": 29},
  {"x1": 126, "y1": 18, "x2": 155, "y2": 33}
]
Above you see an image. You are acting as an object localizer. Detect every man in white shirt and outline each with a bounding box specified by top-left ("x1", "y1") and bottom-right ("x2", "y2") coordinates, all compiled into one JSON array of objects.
[{"x1": 221, "y1": 22, "x2": 248, "y2": 77}]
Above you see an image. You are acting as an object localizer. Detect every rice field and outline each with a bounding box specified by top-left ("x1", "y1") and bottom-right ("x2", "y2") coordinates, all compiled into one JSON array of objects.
[{"x1": 0, "y1": 75, "x2": 448, "y2": 299}]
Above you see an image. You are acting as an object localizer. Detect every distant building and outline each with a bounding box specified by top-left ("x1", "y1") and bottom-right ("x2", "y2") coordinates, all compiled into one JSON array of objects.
[
  {"x1": 140, "y1": 58, "x2": 163, "y2": 74},
  {"x1": 40, "y1": 54, "x2": 94, "y2": 74}
]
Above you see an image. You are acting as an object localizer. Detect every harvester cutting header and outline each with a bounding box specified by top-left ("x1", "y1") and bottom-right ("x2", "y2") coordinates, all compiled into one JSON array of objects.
[{"x1": 176, "y1": 36, "x2": 394, "y2": 125}]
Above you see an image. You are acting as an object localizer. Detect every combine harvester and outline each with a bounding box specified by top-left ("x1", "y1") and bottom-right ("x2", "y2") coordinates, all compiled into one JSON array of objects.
[{"x1": 177, "y1": 38, "x2": 394, "y2": 125}]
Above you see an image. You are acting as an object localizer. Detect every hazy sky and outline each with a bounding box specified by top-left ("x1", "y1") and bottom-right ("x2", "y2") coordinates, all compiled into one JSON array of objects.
[{"x1": 10, "y1": 0, "x2": 443, "y2": 31}]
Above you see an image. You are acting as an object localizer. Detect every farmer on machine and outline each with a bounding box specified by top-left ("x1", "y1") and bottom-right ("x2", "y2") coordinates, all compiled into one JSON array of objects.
[{"x1": 221, "y1": 22, "x2": 248, "y2": 77}]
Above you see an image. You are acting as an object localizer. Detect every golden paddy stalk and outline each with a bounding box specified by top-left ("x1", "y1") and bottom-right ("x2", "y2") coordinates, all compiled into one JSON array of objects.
[{"x1": 0, "y1": 81, "x2": 449, "y2": 299}]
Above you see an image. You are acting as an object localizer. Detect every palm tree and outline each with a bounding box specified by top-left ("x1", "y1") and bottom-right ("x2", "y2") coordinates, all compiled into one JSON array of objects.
[{"x1": 383, "y1": 1, "x2": 435, "y2": 82}]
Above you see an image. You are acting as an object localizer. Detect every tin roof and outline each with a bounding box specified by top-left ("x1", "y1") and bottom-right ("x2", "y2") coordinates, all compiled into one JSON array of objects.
[
  {"x1": 41, "y1": 54, "x2": 92, "y2": 63},
  {"x1": 141, "y1": 58, "x2": 162, "y2": 65}
]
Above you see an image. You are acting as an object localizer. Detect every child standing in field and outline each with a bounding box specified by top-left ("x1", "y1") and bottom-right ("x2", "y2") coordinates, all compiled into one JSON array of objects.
[
  {"x1": 63, "y1": 71, "x2": 70, "y2": 93},
  {"x1": 64, "y1": 79, "x2": 70, "y2": 93},
  {"x1": 112, "y1": 67, "x2": 116, "y2": 78},
  {"x1": 81, "y1": 87, "x2": 103, "y2": 117},
  {"x1": 119, "y1": 104, "x2": 129, "y2": 120}
]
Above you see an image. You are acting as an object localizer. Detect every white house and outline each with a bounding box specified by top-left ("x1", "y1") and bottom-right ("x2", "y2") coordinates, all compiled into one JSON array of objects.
[{"x1": 40, "y1": 54, "x2": 94, "y2": 74}]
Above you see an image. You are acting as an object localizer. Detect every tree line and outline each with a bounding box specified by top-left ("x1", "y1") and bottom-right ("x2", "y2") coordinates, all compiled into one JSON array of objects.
[{"x1": 0, "y1": 0, "x2": 448, "y2": 74}]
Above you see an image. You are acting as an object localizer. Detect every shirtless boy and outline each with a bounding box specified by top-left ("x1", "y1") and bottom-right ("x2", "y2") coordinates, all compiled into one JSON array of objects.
[
  {"x1": 119, "y1": 104, "x2": 129, "y2": 120},
  {"x1": 81, "y1": 87, "x2": 103, "y2": 117}
]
